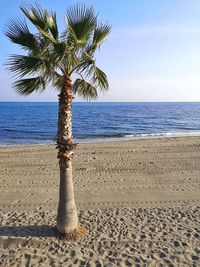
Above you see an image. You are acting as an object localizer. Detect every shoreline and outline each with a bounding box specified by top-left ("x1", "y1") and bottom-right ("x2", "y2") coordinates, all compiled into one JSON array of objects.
[{"x1": 1, "y1": 131, "x2": 200, "y2": 148}]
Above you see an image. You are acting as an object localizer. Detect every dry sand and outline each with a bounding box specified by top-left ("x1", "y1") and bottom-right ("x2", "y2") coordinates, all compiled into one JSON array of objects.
[{"x1": 0, "y1": 136, "x2": 200, "y2": 266}]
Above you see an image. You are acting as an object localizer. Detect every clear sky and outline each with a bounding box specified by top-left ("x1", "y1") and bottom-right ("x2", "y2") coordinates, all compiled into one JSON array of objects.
[{"x1": 1, "y1": 0, "x2": 200, "y2": 102}]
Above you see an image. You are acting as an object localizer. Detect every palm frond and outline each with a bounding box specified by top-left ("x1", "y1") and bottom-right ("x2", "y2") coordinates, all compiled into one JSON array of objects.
[
  {"x1": 86, "y1": 22, "x2": 111, "y2": 55},
  {"x1": 4, "y1": 18, "x2": 39, "y2": 51},
  {"x1": 51, "y1": 42, "x2": 67, "y2": 62},
  {"x1": 79, "y1": 61, "x2": 109, "y2": 91},
  {"x1": 20, "y1": 3, "x2": 48, "y2": 31},
  {"x1": 66, "y1": 53, "x2": 80, "y2": 74},
  {"x1": 6, "y1": 55, "x2": 45, "y2": 77},
  {"x1": 92, "y1": 66, "x2": 109, "y2": 90},
  {"x1": 72, "y1": 53, "x2": 93, "y2": 74},
  {"x1": 65, "y1": 30, "x2": 78, "y2": 52},
  {"x1": 73, "y1": 78, "x2": 97, "y2": 100},
  {"x1": 20, "y1": 3, "x2": 58, "y2": 43},
  {"x1": 93, "y1": 22, "x2": 111, "y2": 46},
  {"x1": 47, "y1": 11, "x2": 58, "y2": 40},
  {"x1": 14, "y1": 77, "x2": 46, "y2": 96},
  {"x1": 65, "y1": 4, "x2": 96, "y2": 46}
]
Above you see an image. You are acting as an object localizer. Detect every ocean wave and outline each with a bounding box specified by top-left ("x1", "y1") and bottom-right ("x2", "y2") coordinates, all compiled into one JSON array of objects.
[
  {"x1": 124, "y1": 132, "x2": 200, "y2": 138},
  {"x1": 75, "y1": 131, "x2": 200, "y2": 143},
  {"x1": 1, "y1": 131, "x2": 200, "y2": 146}
]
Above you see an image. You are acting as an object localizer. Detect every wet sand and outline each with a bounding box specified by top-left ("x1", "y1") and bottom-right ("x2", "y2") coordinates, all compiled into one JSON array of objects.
[{"x1": 0, "y1": 136, "x2": 200, "y2": 266}]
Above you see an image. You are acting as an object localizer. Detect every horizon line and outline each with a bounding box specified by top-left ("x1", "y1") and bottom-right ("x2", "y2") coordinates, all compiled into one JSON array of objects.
[{"x1": 0, "y1": 101, "x2": 200, "y2": 103}]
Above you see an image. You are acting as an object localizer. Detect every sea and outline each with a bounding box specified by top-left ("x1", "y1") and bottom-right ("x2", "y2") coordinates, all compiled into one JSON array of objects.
[{"x1": 0, "y1": 102, "x2": 200, "y2": 145}]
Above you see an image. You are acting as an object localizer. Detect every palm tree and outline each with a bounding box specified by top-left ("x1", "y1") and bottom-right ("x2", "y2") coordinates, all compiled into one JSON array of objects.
[{"x1": 5, "y1": 3, "x2": 111, "y2": 240}]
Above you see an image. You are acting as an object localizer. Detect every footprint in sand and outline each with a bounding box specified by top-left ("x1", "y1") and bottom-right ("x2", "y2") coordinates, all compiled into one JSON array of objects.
[
  {"x1": 26, "y1": 193, "x2": 34, "y2": 197},
  {"x1": 45, "y1": 199, "x2": 53, "y2": 203},
  {"x1": 12, "y1": 200, "x2": 23, "y2": 204}
]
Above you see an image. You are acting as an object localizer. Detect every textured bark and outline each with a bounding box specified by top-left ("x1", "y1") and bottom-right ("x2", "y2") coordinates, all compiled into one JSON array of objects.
[{"x1": 56, "y1": 77, "x2": 78, "y2": 233}]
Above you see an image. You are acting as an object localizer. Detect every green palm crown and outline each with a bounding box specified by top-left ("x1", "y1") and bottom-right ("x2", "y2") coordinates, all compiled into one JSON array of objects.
[{"x1": 5, "y1": 3, "x2": 111, "y2": 100}]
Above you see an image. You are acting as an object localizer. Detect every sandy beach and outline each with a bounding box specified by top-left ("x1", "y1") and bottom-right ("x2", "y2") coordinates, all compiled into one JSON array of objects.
[{"x1": 0, "y1": 136, "x2": 200, "y2": 266}]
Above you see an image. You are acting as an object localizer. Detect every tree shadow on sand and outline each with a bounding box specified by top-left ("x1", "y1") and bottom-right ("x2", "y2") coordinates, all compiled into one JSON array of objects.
[{"x1": 0, "y1": 225, "x2": 57, "y2": 238}]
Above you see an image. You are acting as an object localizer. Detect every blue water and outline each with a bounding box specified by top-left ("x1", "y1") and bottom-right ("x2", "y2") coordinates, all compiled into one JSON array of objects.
[{"x1": 0, "y1": 102, "x2": 200, "y2": 145}]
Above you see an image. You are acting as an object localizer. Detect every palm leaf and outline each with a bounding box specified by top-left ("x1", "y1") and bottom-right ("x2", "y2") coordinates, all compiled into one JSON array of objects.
[
  {"x1": 4, "y1": 18, "x2": 39, "y2": 51},
  {"x1": 6, "y1": 55, "x2": 45, "y2": 77},
  {"x1": 47, "y1": 12, "x2": 58, "y2": 40},
  {"x1": 87, "y1": 22, "x2": 111, "y2": 55},
  {"x1": 66, "y1": 4, "x2": 96, "y2": 46},
  {"x1": 14, "y1": 77, "x2": 46, "y2": 96},
  {"x1": 92, "y1": 66, "x2": 109, "y2": 90},
  {"x1": 72, "y1": 53, "x2": 94, "y2": 74},
  {"x1": 79, "y1": 62, "x2": 109, "y2": 91},
  {"x1": 20, "y1": 3, "x2": 48, "y2": 31},
  {"x1": 20, "y1": 4, "x2": 58, "y2": 43},
  {"x1": 93, "y1": 22, "x2": 111, "y2": 46},
  {"x1": 51, "y1": 42, "x2": 67, "y2": 62},
  {"x1": 73, "y1": 78, "x2": 97, "y2": 100}
]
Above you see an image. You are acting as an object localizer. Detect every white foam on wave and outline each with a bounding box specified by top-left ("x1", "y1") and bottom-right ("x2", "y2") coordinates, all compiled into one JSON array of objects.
[
  {"x1": 123, "y1": 131, "x2": 200, "y2": 140},
  {"x1": 1, "y1": 132, "x2": 200, "y2": 146},
  {"x1": 75, "y1": 131, "x2": 200, "y2": 144}
]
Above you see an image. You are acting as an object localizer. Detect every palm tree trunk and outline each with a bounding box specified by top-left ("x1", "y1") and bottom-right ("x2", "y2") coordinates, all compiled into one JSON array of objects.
[{"x1": 56, "y1": 76, "x2": 78, "y2": 234}]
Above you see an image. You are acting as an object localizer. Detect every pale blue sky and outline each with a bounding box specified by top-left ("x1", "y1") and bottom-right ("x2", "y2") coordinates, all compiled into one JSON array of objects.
[{"x1": 1, "y1": 0, "x2": 200, "y2": 101}]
